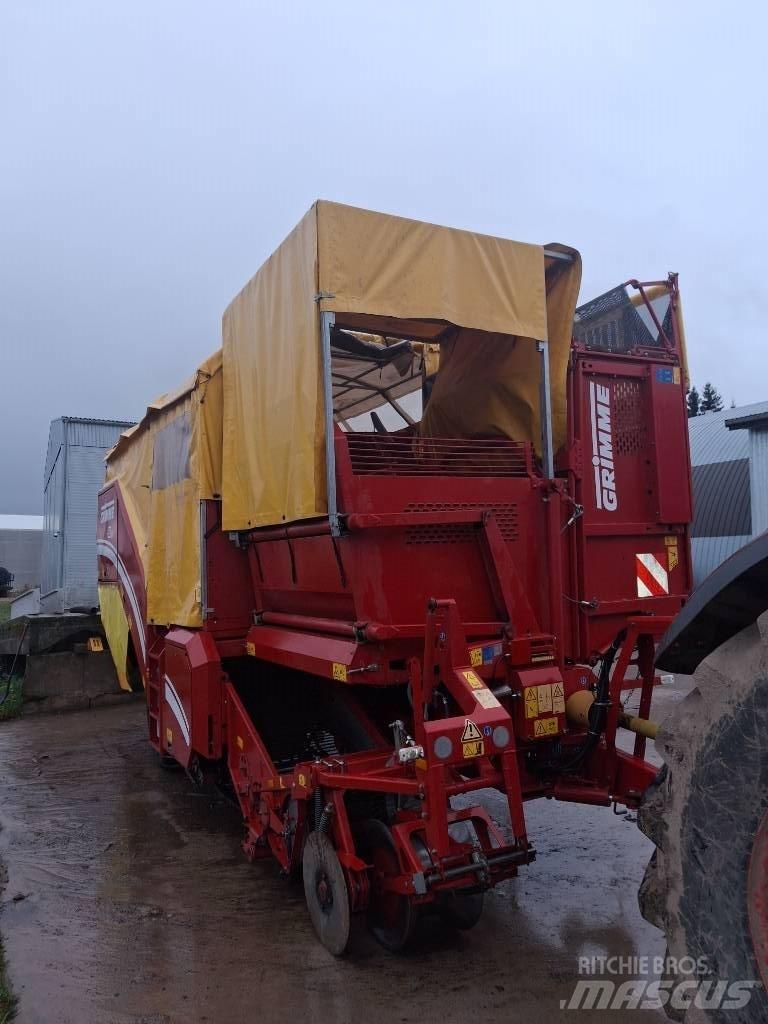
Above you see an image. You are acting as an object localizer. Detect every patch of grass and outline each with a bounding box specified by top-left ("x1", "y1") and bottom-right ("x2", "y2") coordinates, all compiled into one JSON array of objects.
[
  {"x1": 0, "y1": 603, "x2": 9, "y2": 626},
  {"x1": 0, "y1": 938, "x2": 16, "y2": 1022},
  {"x1": 0, "y1": 679, "x2": 22, "y2": 722}
]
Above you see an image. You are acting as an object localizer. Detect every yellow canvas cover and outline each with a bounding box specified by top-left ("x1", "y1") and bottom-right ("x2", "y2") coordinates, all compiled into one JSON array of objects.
[
  {"x1": 222, "y1": 201, "x2": 579, "y2": 530},
  {"x1": 98, "y1": 581, "x2": 131, "y2": 691},
  {"x1": 104, "y1": 350, "x2": 222, "y2": 627},
  {"x1": 421, "y1": 248, "x2": 582, "y2": 451}
]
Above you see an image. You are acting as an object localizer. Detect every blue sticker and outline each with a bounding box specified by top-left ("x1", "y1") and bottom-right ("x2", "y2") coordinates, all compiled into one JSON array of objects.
[
  {"x1": 482, "y1": 642, "x2": 503, "y2": 664},
  {"x1": 655, "y1": 367, "x2": 674, "y2": 384},
  {"x1": 482, "y1": 725, "x2": 493, "y2": 737}
]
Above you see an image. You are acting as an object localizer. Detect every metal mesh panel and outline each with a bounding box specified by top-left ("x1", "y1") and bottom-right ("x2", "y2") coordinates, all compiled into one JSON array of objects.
[
  {"x1": 346, "y1": 435, "x2": 533, "y2": 477},
  {"x1": 574, "y1": 285, "x2": 672, "y2": 354},
  {"x1": 404, "y1": 502, "x2": 519, "y2": 542},
  {"x1": 612, "y1": 379, "x2": 648, "y2": 456}
]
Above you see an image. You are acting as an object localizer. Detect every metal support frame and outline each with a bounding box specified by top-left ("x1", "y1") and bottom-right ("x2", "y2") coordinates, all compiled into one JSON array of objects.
[
  {"x1": 537, "y1": 340, "x2": 554, "y2": 479},
  {"x1": 319, "y1": 311, "x2": 340, "y2": 535},
  {"x1": 199, "y1": 501, "x2": 209, "y2": 618}
]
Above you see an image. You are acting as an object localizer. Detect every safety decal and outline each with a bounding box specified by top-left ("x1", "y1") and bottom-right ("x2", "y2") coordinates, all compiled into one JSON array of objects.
[
  {"x1": 536, "y1": 684, "x2": 553, "y2": 714},
  {"x1": 664, "y1": 535, "x2": 679, "y2": 571},
  {"x1": 462, "y1": 669, "x2": 484, "y2": 689},
  {"x1": 636, "y1": 552, "x2": 669, "y2": 598},
  {"x1": 655, "y1": 367, "x2": 682, "y2": 385},
  {"x1": 533, "y1": 717, "x2": 559, "y2": 738},
  {"x1": 470, "y1": 642, "x2": 504, "y2": 667},
  {"x1": 462, "y1": 720, "x2": 482, "y2": 742},
  {"x1": 246, "y1": 641, "x2": 256, "y2": 656},
  {"x1": 552, "y1": 682, "x2": 565, "y2": 715},
  {"x1": 332, "y1": 662, "x2": 347, "y2": 681},
  {"x1": 474, "y1": 689, "x2": 501, "y2": 710},
  {"x1": 524, "y1": 687, "x2": 539, "y2": 719},
  {"x1": 165, "y1": 727, "x2": 173, "y2": 745}
]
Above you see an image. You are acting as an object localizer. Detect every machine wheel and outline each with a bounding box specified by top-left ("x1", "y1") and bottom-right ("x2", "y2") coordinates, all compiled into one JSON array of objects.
[
  {"x1": 302, "y1": 831, "x2": 351, "y2": 956},
  {"x1": 436, "y1": 889, "x2": 484, "y2": 931},
  {"x1": 356, "y1": 818, "x2": 416, "y2": 951},
  {"x1": 159, "y1": 752, "x2": 182, "y2": 771},
  {"x1": 638, "y1": 616, "x2": 768, "y2": 1022}
]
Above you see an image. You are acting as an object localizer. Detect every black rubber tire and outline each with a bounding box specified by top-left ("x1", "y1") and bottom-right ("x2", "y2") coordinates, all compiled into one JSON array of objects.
[
  {"x1": 638, "y1": 617, "x2": 768, "y2": 1022},
  {"x1": 435, "y1": 889, "x2": 484, "y2": 931}
]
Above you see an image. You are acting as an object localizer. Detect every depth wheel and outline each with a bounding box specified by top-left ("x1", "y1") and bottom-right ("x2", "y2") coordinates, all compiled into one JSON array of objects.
[
  {"x1": 357, "y1": 818, "x2": 416, "y2": 951},
  {"x1": 638, "y1": 617, "x2": 768, "y2": 1021},
  {"x1": 302, "y1": 831, "x2": 350, "y2": 956},
  {"x1": 436, "y1": 888, "x2": 484, "y2": 931}
]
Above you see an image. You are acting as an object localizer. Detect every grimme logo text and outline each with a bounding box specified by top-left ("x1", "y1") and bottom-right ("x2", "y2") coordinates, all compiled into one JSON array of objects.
[{"x1": 589, "y1": 381, "x2": 618, "y2": 512}]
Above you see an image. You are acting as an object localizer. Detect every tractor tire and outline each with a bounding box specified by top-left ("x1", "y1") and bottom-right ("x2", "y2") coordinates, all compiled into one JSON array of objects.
[{"x1": 638, "y1": 615, "x2": 768, "y2": 1023}]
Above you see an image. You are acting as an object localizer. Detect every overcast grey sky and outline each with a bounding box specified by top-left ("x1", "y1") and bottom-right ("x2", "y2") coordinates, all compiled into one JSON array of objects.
[{"x1": 1, "y1": 1, "x2": 766, "y2": 513}]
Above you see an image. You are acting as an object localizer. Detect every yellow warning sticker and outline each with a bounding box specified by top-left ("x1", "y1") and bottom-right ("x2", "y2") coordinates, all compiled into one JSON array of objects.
[
  {"x1": 332, "y1": 662, "x2": 347, "y2": 682},
  {"x1": 475, "y1": 688, "x2": 501, "y2": 710},
  {"x1": 673, "y1": 367, "x2": 681, "y2": 385},
  {"x1": 536, "y1": 683, "x2": 553, "y2": 714},
  {"x1": 667, "y1": 543, "x2": 679, "y2": 571},
  {"x1": 297, "y1": 772, "x2": 307, "y2": 787},
  {"x1": 469, "y1": 647, "x2": 483, "y2": 667},
  {"x1": 552, "y1": 681, "x2": 565, "y2": 715},
  {"x1": 246, "y1": 641, "x2": 256, "y2": 656},
  {"x1": 87, "y1": 636, "x2": 104, "y2": 652},
  {"x1": 461, "y1": 719, "x2": 482, "y2": 742},
  {"x1": 533, "y1": 717, "x2": 559, "y2": 738},
  {"x1": 462, "y1": 740, "x2": 484, "y2": 758},
  {"x1": 524, "y1": 687, "x2": 538, "y2": 719},
  {"x1": 462, "y1": 670, "x2": 484, "y2": 689}
]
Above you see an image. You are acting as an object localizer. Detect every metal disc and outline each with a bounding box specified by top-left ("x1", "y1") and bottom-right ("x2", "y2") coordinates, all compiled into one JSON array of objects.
[
  {"x1": 302, "y1": 830, "x2": 350, "y2": 956},
  {"x1": 356, "y1": 818, "x2": 416, "y2": 952}
]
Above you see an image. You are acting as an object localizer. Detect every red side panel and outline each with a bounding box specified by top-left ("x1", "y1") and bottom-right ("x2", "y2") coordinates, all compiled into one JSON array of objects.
[
  {"x1": 163, "y1": 629, "x2": 223, "y2": 766},
  {"x1": 569, "y1": 354, "x2": 693, "y2": 659}
]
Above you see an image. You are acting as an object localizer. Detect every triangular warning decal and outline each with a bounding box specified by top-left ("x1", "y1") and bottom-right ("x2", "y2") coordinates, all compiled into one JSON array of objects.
[
  {"x1": 553, "y1": 682, "x2": 564, "y2": 698},
  {"x1": 462, "y1": 720, "x2": 482, "y2": 742}
]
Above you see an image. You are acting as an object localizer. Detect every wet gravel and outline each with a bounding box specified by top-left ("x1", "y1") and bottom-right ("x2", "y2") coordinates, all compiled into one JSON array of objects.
[{"x1": 0, "y1": 684, "x2": 690, "y2": 1023}]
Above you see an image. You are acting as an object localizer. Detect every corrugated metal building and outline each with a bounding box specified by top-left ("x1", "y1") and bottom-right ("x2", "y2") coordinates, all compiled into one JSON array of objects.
[
  {"x1": 0, "y1": 514, "x2": 43, "y2": 591},
  {"x1": 688, "y1": 399, "x2": 768, "y2": 585},
  {"x1": 41, "y1": 417, "x2": 134, "y2": 612}
]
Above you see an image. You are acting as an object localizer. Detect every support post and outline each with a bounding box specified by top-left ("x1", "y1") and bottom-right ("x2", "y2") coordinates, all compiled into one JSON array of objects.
[
  {"x1": 537, "y1": 339, "x2": 554, "y2": 479},
  {"x1": 319, "y1": 311, "x2": 340, "y2": 535}
]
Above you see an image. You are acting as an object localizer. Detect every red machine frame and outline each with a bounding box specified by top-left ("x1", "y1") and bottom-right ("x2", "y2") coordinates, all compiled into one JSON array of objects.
[{"x1": 97, "y1": 274, "x2": 692, "y2": 949}]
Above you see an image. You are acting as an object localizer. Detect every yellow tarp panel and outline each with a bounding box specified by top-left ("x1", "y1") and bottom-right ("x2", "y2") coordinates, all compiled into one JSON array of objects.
[
  {"x1": 420, "y1": 328, "x2": 545, "y2": 448},
  {"x1": 419, "y1": 249, "x2": 582, "y2": 454},
  {"x1": 222, "y1": 207, "x2": 323, "y2": 530},
  {"x1": 104, "y1": 350, "x2": 223, "y2": 627},
  {"x1": 316, "y1": 201, "x2": 547, "y2": 340},
  {"x1": 222, "y1": 201, "x2": 562, "y2": 530},
  {"x1": 98, "y1": 582, "x2": 131, "y2": 691},
  {"x1": 542, "y1": 247, "x2": 583, "y2": 451}
]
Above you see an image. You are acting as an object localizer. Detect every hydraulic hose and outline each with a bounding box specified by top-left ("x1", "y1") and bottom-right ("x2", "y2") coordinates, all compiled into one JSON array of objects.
[{"x1": 538, "y1": 628, "x2": 627, "y2": 774}]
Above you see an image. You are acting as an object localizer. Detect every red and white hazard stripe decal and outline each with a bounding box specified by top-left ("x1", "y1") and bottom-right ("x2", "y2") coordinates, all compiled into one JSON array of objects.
[{"x1": 636, "y1": 553, "x2": 669, "y2": 598}]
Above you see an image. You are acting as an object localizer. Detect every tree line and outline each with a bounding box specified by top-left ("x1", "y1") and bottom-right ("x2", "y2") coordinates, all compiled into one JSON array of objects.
[{"x1": 687, "y1": 383, "x2": 725, "y2": 418}]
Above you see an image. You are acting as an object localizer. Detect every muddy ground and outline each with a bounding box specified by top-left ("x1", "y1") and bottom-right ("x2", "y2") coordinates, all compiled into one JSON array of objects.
[{"x1": 0, "y1": 681, "x2": 691, "y2": 1024}]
